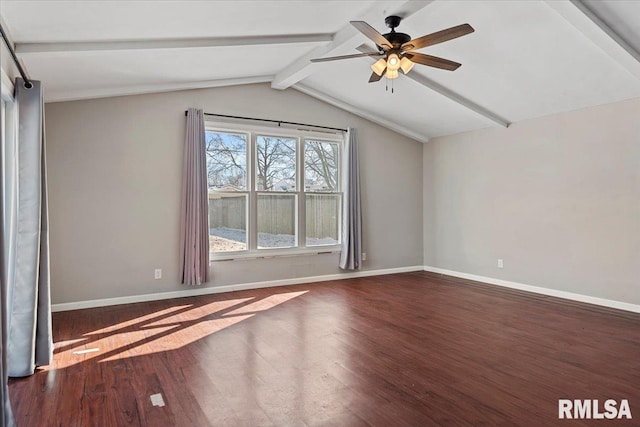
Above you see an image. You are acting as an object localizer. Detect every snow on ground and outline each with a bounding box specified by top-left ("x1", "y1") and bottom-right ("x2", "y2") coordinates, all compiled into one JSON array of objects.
[
  {"x1": 210, "y1": 227, "x2": 337, "y2": 252},
  {"x1": 209, "y1": 235, "x2": 246, "y2": 252},
  {"x1": 211, "y1": 227, "x2": 247, "y2": 243}
]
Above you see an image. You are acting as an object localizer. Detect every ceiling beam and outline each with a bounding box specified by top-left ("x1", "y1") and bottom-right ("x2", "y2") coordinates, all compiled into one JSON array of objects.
[
  {"x1": 271, "y1": 0, "x2": 436, "y2": 90},
  {"x1": 45, "y1": 75, "x2": 273, "y2": 103},
  {"x1": 545, "y1": 0, "x2": 640, "y2": 81},
  {"x1": 293, "y1": 83, "x2": 429, "y2": 143},
  {"x1": 16, "y1": 34, "x2": 333, "y2": 54},
  {"x1": 355, "y1": 46, "x2": 510, "y2": 128}
]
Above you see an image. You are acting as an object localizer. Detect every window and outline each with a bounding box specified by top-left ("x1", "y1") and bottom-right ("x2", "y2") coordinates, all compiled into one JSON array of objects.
[
  {"x1": 205, "y1": 123, "x2": 342, "y2": 257},
  {"x1": 256, "y1": 135, "x2": 297, "y2": 249},
  {"x1": 206, "y1": 131, "x2": 248, "y2": 252},
  {"x1": 304, "y1": 140, "x2": 340, "y2": 247}
]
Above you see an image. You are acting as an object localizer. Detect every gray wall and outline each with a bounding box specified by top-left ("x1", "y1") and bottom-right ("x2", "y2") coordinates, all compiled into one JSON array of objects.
[
  {"x1": 423, "y1": 97, "x2": 640, "y2": 305},
  {"x1": 45, "y1": 83, "x2": 423, "y2": 304}
]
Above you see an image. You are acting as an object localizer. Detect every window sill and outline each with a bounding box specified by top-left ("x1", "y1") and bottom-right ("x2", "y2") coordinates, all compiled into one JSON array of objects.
[{"x1": 210, "y1": 246, "x2": 341, "y2": 262}]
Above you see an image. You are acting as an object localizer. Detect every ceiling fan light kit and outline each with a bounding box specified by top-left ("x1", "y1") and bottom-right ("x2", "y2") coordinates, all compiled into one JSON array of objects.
[
  {"x1": 311, "y1": 15, "x2": 474, "y2": 84},
  {"x1": 371, "y1": 58, "x2": 387, "y2": 76},
  {"x1": 399, "y1": 56, "x2": 415, "y2": 74},
  {"x1": 385, "y1": 69, "x2": 399, "y2": 80},
  {"x1": 386, "y1": 53, "x2": 401, "y2": 70}
]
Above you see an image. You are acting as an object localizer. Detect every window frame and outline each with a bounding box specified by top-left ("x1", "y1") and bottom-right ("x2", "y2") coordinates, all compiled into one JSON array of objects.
[
  {"x1": 302, "y1": 138, "x2": 342, "y2": 248},
  {"x1": 205, "y1": 121, "x2": 343, "y2": 261}
]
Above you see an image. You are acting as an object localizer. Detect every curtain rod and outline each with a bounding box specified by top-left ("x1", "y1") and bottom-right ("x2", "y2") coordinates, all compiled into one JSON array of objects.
[
  {"x1": 0, "y1": 22, "x2": 32, "y2": 89},
  {"x1": 185, "y1": 111, "x2": 347, "y2": 133}
]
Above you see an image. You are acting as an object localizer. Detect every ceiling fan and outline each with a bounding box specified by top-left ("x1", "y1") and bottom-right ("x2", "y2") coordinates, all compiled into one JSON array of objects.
[{"x1": 311, "y1": 16, "x2": 474, "y2": 83}]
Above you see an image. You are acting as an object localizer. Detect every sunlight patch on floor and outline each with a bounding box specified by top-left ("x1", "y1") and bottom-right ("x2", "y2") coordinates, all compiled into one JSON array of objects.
[
  {"x1": 84, "y1": 304, "x2": 193, "y2": 335},
  {"x1": 225, "y1": 291, "x2": 309, "y2": 316},
  {"x1": 51, "y1": 291, "x2": 309, "y2": 368}
]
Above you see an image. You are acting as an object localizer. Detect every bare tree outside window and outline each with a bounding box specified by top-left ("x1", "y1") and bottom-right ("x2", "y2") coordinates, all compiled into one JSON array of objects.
[
  {"x1": 256, "y1": 136, "x2": 296, "y2": 191},
  {"x1": 206, "y1": 132, "x2": 247, "y2": 190},
  {"x1": 305, "y1": 140, "x2": 339, "y2": 192}
]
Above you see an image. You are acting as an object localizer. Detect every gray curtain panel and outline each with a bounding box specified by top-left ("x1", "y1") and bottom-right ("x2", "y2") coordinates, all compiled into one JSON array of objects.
[
  {"x1": 180, "y1": 108, "x2": 209, "y2": 285},
  {"x1": 339, "y1": 127, "x2": 363, "y2": 270},
  {"x1": 0, "y1": 91, "x2": 16, "y2": 427},
  {"x1": 0, "y1": 275, "x2": 13, "y2": 427},
  {"x1": 0, "y1": 275, "x2": 13, "y2": 426},
  {"x1": 7, "y1": 79, "x2": 52, "y2": 377}
]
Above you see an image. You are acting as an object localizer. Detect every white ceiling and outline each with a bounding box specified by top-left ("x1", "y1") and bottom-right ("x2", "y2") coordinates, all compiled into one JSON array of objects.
[{"x1": 2, "y1": 0, "x2": 640, "y2": 141}]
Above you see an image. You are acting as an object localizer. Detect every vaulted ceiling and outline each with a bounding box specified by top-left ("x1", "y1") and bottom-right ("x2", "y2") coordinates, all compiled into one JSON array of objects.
[{"x1": 2, "y1": 0, "x2": 639, "y2": 142}]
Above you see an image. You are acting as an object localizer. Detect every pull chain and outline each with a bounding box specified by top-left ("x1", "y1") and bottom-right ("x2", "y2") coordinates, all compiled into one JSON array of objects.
[{"x1": 384, "y1": 77, "x2": 396, "y2": 94}]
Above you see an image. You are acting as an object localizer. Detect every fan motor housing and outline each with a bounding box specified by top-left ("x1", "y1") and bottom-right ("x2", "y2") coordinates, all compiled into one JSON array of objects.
[
  {"x1": 382, "y1": 15, "x2": 411, "y2": 47},
  {"x1": 382, "y1": 31, "x2": 411, "y2": 47}
]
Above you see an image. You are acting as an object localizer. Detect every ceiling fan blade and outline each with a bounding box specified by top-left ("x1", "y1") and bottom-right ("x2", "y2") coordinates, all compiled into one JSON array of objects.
[
  {"x1": 404, "y1": 53, "x2": 461, "y2": 71},
  {"x1": 355, "y1": 43, "x2": 380, "y2": 54},
  {"x1": 402, "y1": 23, "x2": 474, "y2": 51},
  {"x1": 351, "y1": 21, "x2": 392, "y2": 50},
  {"x1": 311, "y1": 51, "x2": 383, "y2": 63},
  {"x1": 368, "y1": 68, "x2": 386, "y2": 83}
]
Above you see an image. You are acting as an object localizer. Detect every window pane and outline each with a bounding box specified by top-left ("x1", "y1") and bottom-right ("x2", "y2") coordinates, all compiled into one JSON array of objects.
[
  {"x1": 306, "y1": 194, "x2": 340, "y2": 246},
  {"x1": 209, "y1": 193, "x2": 247, "y2": 252},
  {"x1": 257, "y1": 194, "x2": 296, "y2": 248},
  {"x1": 256, "y1": 136, "x2": 296, "y2": 191},
  {"x1": 206, "y1": 131, "x2": 247, "y2": 190},
  {"x1": 305, "y1": 140, "x2": 339, "y2": 192}
]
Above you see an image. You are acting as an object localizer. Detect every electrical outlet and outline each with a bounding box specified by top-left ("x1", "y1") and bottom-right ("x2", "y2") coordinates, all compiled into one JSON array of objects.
[
  {"x1": 154, "y1": 268, "x2": 162, "y2": 279},
  {"x1": 497, "y1": 259, "x2": 504, "y2": 269},
  {"x1": 362, "y1": 252, "x2": 367, "y2": 261}
]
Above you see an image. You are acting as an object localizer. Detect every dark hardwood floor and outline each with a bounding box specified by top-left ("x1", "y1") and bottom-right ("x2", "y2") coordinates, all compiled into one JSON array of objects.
[{"x1": 8, "y1": 271, "x2": 640, "y2": 426}]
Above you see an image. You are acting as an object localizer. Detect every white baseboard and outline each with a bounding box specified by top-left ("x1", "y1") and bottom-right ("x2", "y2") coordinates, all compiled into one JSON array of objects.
[
  {"x1": 423, "y1": 266, "x2": 640, "y2": 314},
  {"x1": 51, "y1": 265, "x2": 424, "y2": 312}
]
